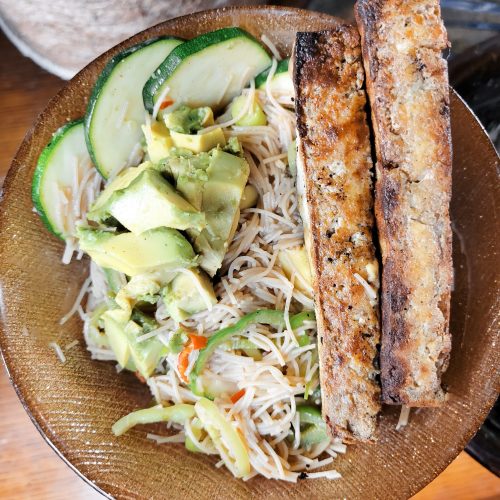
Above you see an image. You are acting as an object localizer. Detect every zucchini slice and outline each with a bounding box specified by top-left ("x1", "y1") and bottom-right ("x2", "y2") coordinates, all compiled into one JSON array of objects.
[
  {"x1": 143, "y1": 27, "x2": 271, "y2": 113},
  {"x1": 255, "y1": 58, "x2": 293, "y2": 94},
  {"x1": 32, "y1": 120, "x2": 90, "y2": 240},
  {"x1": 85, "y1": 37, "x2": 183, "y2": 179}
]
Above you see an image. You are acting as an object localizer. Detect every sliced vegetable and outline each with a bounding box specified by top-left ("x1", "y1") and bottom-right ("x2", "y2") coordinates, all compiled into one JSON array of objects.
[
  {"x1": 287, "y1": 139, "x2": 297, "y2": 177},
  {"x1": 88, "y1": 167, "x2": 206, "y2": 233},
  {"x1": 32, "y1": 120, "x2": 91, "y2": 240},
  {"x1": 230, "y1": 95, "x2": 267, "y2": 127},
  {"x1": 185, "y1": 417, "x2": 205, "y2": 453},
  {"x1": 189, "y1": 334, "x2": 208, "y2": 350},
  {"x1": 170, "y1": 128, "x2": 226, "y2": 154},
  {"x1": 190, "y1": 309, "x2": 315, "y2": 395},
  {"x1": 163, "y1": 268, "x2": 217, "y2": 322},
  {"x1": 112, "y1": 403, "x2": 195, "y2": 436},
  {"x1": 103, "y1": 308, "x2": 166, "y2": 378},
  {"x1": 239, "y1": 184, "x2": 259, "y2": 210},
  {"x1": 163, "y1": 105, "x2": 214, "y2": 134},
  {"x1": 195, "y1": 398, "x2": 250, "y2": 478},
  {"x1": 86, "y1": 303, "x2": 111, "y2": 348},
  {"x1": 255, "y1": 58, "x2": 293, "y2": 94},
  {"x1": 103, "y1": 268, "x2": 126, "y2": 294},
  {"x1": 187, "y1": 150, "x2": 250, "y2": 276},
  {"x1": 223, "y1": 137, "x2": 242, "y2": 155},
  {"x1": 143, "y1": 27, "x2": 271, "y2": 113},
  {"x1": 297, "y1": 405, "x2": 329, "y2": 448},
  {"x1": 77, "y1": 227, "x2": 197, "y2": 277},
  {"x1": 230, "y1": 389, "x2": 246, "y2": 404},
  {"x1": 198, "y1": 374, "x2": 238, "y2": 401},
  {"x1": 178, "y1": 347, "x2": 191, "y2": 383},
  {"x1": 178, "y1": 334, "x2": 208, "y2": 382},
  {"x1": 298, "y1": 334, "x2": 310, "y2": 347},
  {"x1": 288, "y1": 310, "x2": 316, "y2": 329},
  {"x1": 142, "y1": 121, "x2": 174, "y2": 163},
  {"x1": 131, "y1": 309, "x2": 158, "y2": 333},
  {"x1": 85, "y1": 37, "x2": 183, "y2": 178},
  {"x1": 278, "y1": 246, "x2": 313, "y2": 297},
  {"x1": 168, "y1": 330, "x2": 188, "y2": 354}
]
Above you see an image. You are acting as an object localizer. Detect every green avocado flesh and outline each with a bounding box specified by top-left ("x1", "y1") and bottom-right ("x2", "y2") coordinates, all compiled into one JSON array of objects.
[
  {"x1": 159, "y1": 148, "x2": 249, "y2": 276},
  {"x1": 88, "y1": 167, "x2": 205, "y2": 234},
  {"x1": 77, "y1": 227, "x2": 197, "y2": 276},
  {"x1": 103, "y1": 308, "x2": 166, "y2": 378},
  {"x1": 162, "y1": 268, "x2": 216, "y2": 322}
]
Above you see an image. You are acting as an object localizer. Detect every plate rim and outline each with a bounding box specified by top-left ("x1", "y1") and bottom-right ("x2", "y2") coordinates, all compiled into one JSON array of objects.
[{"x1": 0, "y1": 5, "x2": 499, "y2": 498}]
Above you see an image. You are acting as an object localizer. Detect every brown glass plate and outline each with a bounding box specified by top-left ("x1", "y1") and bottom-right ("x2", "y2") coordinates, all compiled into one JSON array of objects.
[{"x1": 0, "y1": 6, "x2": 499, "y2": 499}]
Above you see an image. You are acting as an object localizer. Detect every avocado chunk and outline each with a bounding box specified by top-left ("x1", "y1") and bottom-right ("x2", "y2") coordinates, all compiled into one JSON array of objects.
[
  {"x1": 114, "y1": 273, "x2": 164, "y2": 316},
  {"x1": 89, "y1": 162, "x2": 150, "y2": 217},
  {"x1": 159, "y1": 149, "x2": 249, "y2": 276},
  {"x1": 103, "y1": 267, "x2": 126, "y2": 294},
  {"x1": 89, "y1": 168, "x2": 205, "y2": 234},
  {"x1": 102, "y1": 308, "x2": 131, "y2": 367},
  {"x1": 191, "y1": 149, "x2": 249, "y2": 276},
  {"x1": 77, "y1": 227, "x2": 197, "y2": 276},
  {"x1": 230, "y1": 95, "x2": 267, "y2": 127},
  {"x1": 159, "y1": 148, "x2": 210, "y2": 211},
  {"x1": 162, "y1": 268, "x2": 217, "y2": 322},
  {"x1": 103, "y1": 308, "x2": 166, "y2": 378},
  {"x1": 170, "y1": 128, "x2": 226, "y2": 154},
  {"x1": 142, "y1": 121, "x2": 174, "y2": 163},
  {"x1": 278, "y1": 246, "x2": 313, "y2": 297},
  {"x1": 163, "y1": 105, "x2": 214, "y2": 134},
  {"x1": 239, "y1": 184, "x2": 259, "y2": 209}
]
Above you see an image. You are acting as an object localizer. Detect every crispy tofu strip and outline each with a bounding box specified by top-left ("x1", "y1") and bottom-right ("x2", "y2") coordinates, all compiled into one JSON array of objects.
[
  {"x1": 355, "y1": 0, "x2": 452, "y2": 405},
  {"x1": 294, "y1": 26, "x2": 381, "y2": 442}
]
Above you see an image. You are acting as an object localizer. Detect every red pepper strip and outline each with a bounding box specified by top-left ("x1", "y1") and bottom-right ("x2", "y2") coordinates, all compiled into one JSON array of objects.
[
  {"x1": 230, "y1": 389, "x2": 246, "y2": 404},
  {"x1": 189, "y1": 334, "x2": 208, "y2": 350},
  {"x1": 159, "y1": 98, "x2": 174, "y2": 110},
  {"x1": 178, "y1": 334, "x2": 207, "y2": 382},
  {"x1": 178, "y1": 345, "x2": 192, "y2": 383}
]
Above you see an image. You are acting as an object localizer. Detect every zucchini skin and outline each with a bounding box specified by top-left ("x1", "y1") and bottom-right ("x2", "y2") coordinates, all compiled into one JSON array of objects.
[
  {"x1": 142, "y1": 27, "x2": 267, "y2": 113},
  {"x1": 32, "y1": 119, "x2": 84, "y2": 240},
  {"x1": 85, "y1": 36, "x2": 183, "y2": 179},
  {"x1": 255, "y1": 58, "x2": 289, "y2": 88}
]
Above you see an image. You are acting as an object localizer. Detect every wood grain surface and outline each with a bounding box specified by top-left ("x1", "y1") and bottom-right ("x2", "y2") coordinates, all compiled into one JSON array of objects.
[{"x1": 0, "y1": 30, "x2": 498, "y2": 500}]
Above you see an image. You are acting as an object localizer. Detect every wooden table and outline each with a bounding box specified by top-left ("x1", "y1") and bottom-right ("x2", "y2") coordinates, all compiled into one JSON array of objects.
[{"x1": 0, "y1": 31, "x2": 499, "y2": 500}]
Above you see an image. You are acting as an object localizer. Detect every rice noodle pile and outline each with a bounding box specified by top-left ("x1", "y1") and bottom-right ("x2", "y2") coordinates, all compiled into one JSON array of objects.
[{"x1": 63, "y1": 45, "x2": 346, "y2": 481}]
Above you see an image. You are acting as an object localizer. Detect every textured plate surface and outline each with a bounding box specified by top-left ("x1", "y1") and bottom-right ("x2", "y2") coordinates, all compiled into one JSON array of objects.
[{"x1": 0, "y1": 6, "x2": 499, "y2": 500}]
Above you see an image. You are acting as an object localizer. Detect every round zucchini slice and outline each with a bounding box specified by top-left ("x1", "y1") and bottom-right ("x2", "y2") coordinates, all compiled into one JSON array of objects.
[
  {"x1": 85, "y1": 36, "x2": 183, "y2": 179},
  {"x1": 142, "y1": 27, "x2": 271, "y2": 113},
  {"x1": 32, "y1": 119, "x2": 89, "y2": 240}
]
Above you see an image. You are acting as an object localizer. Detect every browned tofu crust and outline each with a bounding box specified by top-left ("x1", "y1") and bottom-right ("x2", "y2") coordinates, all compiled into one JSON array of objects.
[
  {"x1": 355, "y1": 0, "x2": 453, "y2": 406},
  {"x1": 294, "y1": 26, "x2": 381, "y2": 442}
]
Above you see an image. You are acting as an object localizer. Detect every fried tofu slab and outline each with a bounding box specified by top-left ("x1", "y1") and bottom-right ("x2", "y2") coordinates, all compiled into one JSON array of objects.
[
  {"x1": 355, "y1": 0, "x2": 453, "y2": 406},
  {"x1": 294, "y1": 26, "x2": 381, "y2": 442}
]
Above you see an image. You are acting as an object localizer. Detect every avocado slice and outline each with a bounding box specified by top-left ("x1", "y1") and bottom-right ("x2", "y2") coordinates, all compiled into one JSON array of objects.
[
  {"x1": 190, "y1": 149, "x2": 249, "y2": 276},
  {"x1": 102, "y1": 309, "x2": 132, "y2": 367},
  {"x1": 88, "y1": 168, "x2": 205, "y2": 234},
  {"x1": 278, "y1": 246, "x2": 313, "y2": 297},
  {"x1": 77, "y1": 227, "x2": 197, "y2": 276},
  {"x1": 160, "y1": 149, "x2": 210, "y2": 211},
  {"x1": 163, "y1": 105, "x2": 214, "y2": 134},
  {"x1": 162, "y1": 268, "x2": 217, "y2": 322},
  {"x1": 103, "y1": 267, "x2": 126, "y2": 294},
  {"x1": 89, "y1": 162, "x2": 150, "y2": 217},
  {"x1": 142, "y1": 120, "x2": 174, "y2": 163},
  {"x1": 159, "y1": 148, "x2": 249, "y2": 276},
  {"x1": 103, "y1": 308, "x2": 166, "y2": 378},
  {"x1": 170, "y1": 128, "x2": 226, "y2": 154}
]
